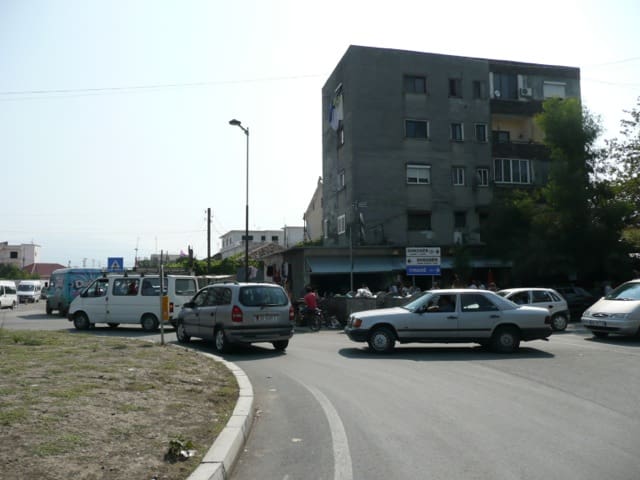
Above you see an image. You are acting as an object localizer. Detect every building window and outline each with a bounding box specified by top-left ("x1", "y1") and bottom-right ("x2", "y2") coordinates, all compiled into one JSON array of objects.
[
  {"x1": 475, "y1": 124, "x2": 487, "y2": 142},
  {"x1": 10, "y1": 251, "x2": 18, "y2": 259},
  {"x1": 452, "y1": 167, "x2": 465, "y2": 186},
  {"x1": 323, "y1": 219, "x2": 328, "y2": 239},
  {"x1": 404, "y1": 75, "x2": 426, "y2": 94},
  {"x1": 261, "y1": 235, "x2": 266, "y2": 241},
  {"x1": 451, "y1": 123, "x2": 464, "y2": 142},
  {"x1": 449, "y1": 78, "x2": 462, "y2": 98},
  {"x1": 494, "y1": 158, "x2": 531, "y2": 184},
  {"x1": 472, "y1": 80, "x2": 486, "y2": 99},
  {"x1": 543, "y1": 81, "x2": 566, "y2": 99},
  {"x1": 338, "y1": 125, "x2": 345, "y2": 146},
  {"x1": 337, "y1": 214, "x2": 346, "y2": 235},
  {"x1": 493, "y1": 130, "x2": 510, "y2": 143},
  {"x1": 476, "y1": 168, "x2": 490, "y2": 186},
  {"x1": 405, "y1": 119, "x2": 429, "y2": 139},
  {"x1": 408, "y1": 211, "x2": 432, "y2": 231},
  {"x1": 271, "y1": 235, "x2": 279, "y2": 242},
  {"x1": 493, "y1": 73, "x2": 518, "y2": 99},
  {"x1": 338, "y1": 169, "x2": 345, "y2": 190},
  {"x1": 406, "y1": 164, "x2": 431, "y2": 184},
  {"x1": 454, "y1": 211, "x2": 467, "y2": 229}
]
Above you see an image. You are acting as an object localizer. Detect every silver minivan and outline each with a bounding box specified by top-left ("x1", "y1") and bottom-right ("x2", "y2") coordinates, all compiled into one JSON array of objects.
[
  {"x1": 582, "y1": 279, "x2": 640, "y2": 338},
  {"x1": 176, "y1": 282, "x2": 294, "y2": 352}
]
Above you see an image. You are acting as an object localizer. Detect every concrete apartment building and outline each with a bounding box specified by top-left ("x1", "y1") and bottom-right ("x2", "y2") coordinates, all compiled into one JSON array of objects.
[
  {"x1": 306, "y1": 45, "x2": 580, "y2": 291},
  {"x1": 0, "y1": 242, "x2": 41, "y2": 268}
]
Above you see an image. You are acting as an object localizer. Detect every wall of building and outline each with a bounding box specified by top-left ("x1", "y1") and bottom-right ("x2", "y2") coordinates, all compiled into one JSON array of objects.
[{"x1": 0, "y1": 242, "x2": 40, "y2": 267}]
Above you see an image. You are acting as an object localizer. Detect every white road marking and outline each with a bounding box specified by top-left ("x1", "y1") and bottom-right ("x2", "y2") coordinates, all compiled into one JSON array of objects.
[{"x1": 303, "y1": 383, "x2": 354, "y2": 480}]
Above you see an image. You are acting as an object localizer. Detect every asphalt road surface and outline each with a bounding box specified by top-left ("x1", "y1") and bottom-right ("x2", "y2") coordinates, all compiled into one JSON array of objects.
[{"x1": 4, "y1": 304, "x2": 640, "y2": 480}]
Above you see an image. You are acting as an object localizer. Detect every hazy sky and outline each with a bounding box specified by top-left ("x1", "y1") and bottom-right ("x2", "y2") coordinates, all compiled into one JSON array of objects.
[{"x1": 2, "y1": 0, "x2": 639, "y2": 268}]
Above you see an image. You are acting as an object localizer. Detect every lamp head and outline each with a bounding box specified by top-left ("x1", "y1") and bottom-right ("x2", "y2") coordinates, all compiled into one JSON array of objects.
[{"x1": 229, "y1": 119, "x2": 242, "y2": 126}]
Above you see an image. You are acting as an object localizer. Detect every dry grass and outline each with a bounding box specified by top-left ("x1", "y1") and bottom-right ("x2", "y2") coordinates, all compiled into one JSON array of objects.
[{"x1": 0, "y1": 328, "x2": 238, "y2": 480}]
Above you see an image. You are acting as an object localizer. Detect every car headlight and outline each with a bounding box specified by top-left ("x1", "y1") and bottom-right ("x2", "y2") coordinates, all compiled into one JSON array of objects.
[{"x1": 608, "y1": 312, "x2": 629, "y2": 319}]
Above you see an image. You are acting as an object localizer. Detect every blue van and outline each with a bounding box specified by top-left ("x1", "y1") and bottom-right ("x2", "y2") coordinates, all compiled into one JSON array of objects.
[{"x1": 46, "y1": 268, "x2": 103, "y2": 316}]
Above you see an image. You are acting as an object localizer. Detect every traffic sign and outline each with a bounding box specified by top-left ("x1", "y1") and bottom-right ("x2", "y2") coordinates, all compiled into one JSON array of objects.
[
  {"x1": 107, "y1": 257, "x2": 124, "y2": 272},
  {"x1": 407, "y1": 265, "x2": 441, "y2": 276},
  {"x1": 406, "y1": 247, "x2": 441, "y2": 257},
  {"x1": 406, "y1": 256, "x2": 440, "y2": 266}
]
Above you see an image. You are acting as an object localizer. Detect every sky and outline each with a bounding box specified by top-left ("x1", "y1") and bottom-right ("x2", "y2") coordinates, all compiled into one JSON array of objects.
[{"x1": 2, "y1": 0, "x2": 639, "y2": 269}]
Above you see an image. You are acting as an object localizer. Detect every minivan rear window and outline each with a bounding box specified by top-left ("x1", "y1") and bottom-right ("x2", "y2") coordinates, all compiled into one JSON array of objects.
[{"x1": 239, "y1": 286, "x2": 288, "y2": 307}]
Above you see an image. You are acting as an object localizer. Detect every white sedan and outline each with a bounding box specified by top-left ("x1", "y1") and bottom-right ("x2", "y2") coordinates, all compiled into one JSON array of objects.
[{"x1": 345, "y1": 289, "x2": 552, "y2": 353}]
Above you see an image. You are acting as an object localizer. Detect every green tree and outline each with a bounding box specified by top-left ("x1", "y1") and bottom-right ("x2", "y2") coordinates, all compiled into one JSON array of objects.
[
  {"x1": 482, "y1": 98, "x2": 633, "y2": 284},
  {"x1": 606, "y1": 97, "x2": 640, "y2": 251}
]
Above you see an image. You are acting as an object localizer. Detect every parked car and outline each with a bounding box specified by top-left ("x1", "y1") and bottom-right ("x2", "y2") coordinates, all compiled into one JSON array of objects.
[
  {"x1": 0, "y1": 280, "x2": 17, "y2": 309},
  {"x1": 552, "y1": 285, "x2": 596, "y2": 319},
  {"x1": 176, "y1": 282, "x2": 295, "y2": 353},
  {"x1": 17, "y1": 280, "x2": 42, "y2": 303},
  {"x1": 344, "y1": 289, "x2": 552, "y2": 354},
  {"x1": 581, "y1": 279, "x2": 640, "y2": 338},
  {"x1": 497, "y1": 287, "x2": 570, "y2": 331}
]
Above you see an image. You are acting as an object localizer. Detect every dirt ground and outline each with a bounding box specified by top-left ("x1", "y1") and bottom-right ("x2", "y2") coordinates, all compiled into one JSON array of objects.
[{"x1": 0, "y1": 329, "x2": 238, "y2": 480}]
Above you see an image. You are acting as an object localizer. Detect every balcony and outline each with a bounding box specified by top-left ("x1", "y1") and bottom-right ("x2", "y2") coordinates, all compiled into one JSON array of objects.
[{"x1": 492, "y1": 140, "x2": 549, "y2": 159}]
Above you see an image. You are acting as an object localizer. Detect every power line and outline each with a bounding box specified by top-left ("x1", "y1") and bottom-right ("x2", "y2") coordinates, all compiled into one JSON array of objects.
[{"x1": 0, "y1": 73, "x2": 325, "y2": 100}]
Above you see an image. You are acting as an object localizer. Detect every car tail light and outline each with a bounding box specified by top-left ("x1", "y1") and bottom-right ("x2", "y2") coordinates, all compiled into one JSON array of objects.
[
  {"x1": 544, "y1": 315, "x2": 551, "y2": 325},
  {"x1": 232, "y1": 305, "x2": 243, "y2": 323},
  {"x1": 289, "y1": 305, "x2": 295, "y2": 321},
  {"x1": 169, "y1": 302, "x2": 174, "y2": 314}
]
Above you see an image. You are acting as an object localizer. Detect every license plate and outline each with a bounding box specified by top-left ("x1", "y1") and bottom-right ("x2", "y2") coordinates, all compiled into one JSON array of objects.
[
  {"x1": 590, "y1": 320, "x2": 606, "y2": 327},
  {"x1": 256, "y1": 315, "x2": 278, "y2": 322}
]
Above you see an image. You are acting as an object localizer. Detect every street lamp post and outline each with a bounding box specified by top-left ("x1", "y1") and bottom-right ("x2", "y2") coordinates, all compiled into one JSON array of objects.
[{"x1": 229, "y1": 119, "x2": 250, "y2": 282}]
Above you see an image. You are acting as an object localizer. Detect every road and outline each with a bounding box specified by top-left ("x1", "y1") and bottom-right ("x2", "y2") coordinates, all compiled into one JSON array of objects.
[{"x1": 4, "y1": 303, "x2": 640, "y2": 480}]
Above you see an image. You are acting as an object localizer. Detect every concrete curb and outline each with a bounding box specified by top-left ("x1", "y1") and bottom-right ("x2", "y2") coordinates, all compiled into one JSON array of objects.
[{"x1": 186, "y1": 355, "x2": 254, "y2": 480}]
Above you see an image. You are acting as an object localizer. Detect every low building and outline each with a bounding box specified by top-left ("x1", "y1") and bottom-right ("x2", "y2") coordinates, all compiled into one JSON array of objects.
[
  {"x1": 0, "y1": 242, "x2": 41, "y2": 268},
  {"x1": 218, "y1": 226, "x2": 304, "y2": 259}
]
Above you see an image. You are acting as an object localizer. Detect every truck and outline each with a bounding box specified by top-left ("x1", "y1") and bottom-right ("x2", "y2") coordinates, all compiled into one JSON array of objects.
[{"x1": 46, "y1": 268, "x2": 103, "y2": 316}]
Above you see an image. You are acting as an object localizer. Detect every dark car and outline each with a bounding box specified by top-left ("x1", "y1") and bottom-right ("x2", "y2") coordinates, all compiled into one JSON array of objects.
[{"x1": 552, "y1": 286, "x2": 596, "y2": 318}]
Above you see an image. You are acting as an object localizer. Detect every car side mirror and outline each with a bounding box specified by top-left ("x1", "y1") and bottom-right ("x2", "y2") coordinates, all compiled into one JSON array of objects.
[{"x1": 184, "y1": 301, "x2": 194, "y2": 309}]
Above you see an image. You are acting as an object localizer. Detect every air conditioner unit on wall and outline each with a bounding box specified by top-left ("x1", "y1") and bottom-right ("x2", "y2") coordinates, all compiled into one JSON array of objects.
[{"x1": 520, "y1": 87, "x2": 533, "y2": 97}]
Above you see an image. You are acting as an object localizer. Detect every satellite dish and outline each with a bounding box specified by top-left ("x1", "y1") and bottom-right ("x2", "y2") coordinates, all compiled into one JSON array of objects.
[{"x1": 494, "y1": 90, "x2": 501, "y2": 98}]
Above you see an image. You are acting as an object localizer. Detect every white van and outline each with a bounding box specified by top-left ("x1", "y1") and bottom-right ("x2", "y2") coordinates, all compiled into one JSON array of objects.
[
  {"x1": 68, "y1": 274, "x2": 197, "y2": 331},
  {"x1": 0, "y1": 280, "x2": 18, "y2": 309},
  {"x1": 17, "y1": 280, "x2": 42, "y2": 303}
]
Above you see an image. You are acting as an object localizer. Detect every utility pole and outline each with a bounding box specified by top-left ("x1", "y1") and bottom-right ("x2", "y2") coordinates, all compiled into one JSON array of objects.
[{"x1": 207, "y1": 208, "x2": 211, "y2": 274}]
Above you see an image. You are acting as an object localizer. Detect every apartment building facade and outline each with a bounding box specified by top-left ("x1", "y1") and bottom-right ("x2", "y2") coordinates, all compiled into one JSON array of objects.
[{"x1": 320, "y1": 46, "x2": 580, "y2": 271}]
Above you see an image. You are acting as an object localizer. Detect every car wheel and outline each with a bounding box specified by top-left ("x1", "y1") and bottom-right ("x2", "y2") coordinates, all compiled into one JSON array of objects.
[
  {"x1": 367, "y1": 326, "x2": 396, "y2": 354},
  {"x1": 46, "y1": 305, "x2": 52, "y2": 315},
  {"x1": 214, "y1": 328, "x2": 232, "y2": 353},
  {"x1": 551, "y1": 314, "x2": 568, "y2": 331},
  {"x1": 141, "y1": 314, "x2": 159, "y2": 332},
  {"x1": 175, "y1": 320, "x2": 191, "y2": 344},
  {"x1": 272, "y1": 340, "x2": 289, "y2": 351},
  {"x1": 73, "y1": 312, "x2": 90, "y2": 330},
  {"x1": 11, "y1": 301, "x2": 16, "y2": 310},
  {"x1": 593, "y1": 331, "x2": 609, "y2": 339},
  {"x1": 491, "y1": 326, "x2": 521, "y2": 353},
  {"x1": 107, "y1": 323, "x2": 120, "y2": 329}
]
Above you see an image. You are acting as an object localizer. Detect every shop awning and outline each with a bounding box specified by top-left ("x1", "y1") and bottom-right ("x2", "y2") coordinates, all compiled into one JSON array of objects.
[{"x1": 305, "y1": 256, "x2": 406, "y2": 274}]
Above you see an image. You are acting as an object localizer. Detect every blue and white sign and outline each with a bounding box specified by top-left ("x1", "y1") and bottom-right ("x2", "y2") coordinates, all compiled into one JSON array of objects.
[
  {"x1": 407, "y1": 265, "x2": 441, "y2": 276},
  {"x1": 406, "y1": 247, "x2": 441, "y2": 276},
  {"x1": 107, "y1": 257, "x2": 124, "y2": 272}
]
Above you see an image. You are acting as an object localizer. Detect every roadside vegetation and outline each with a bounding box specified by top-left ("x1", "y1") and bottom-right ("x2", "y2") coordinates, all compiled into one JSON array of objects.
[
  {"x1": 0, "y1": 328, "x2": 238, "y2": 480},
  {"x1": 477, "y1": 97, "x2": 640, "y2": 287}
]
